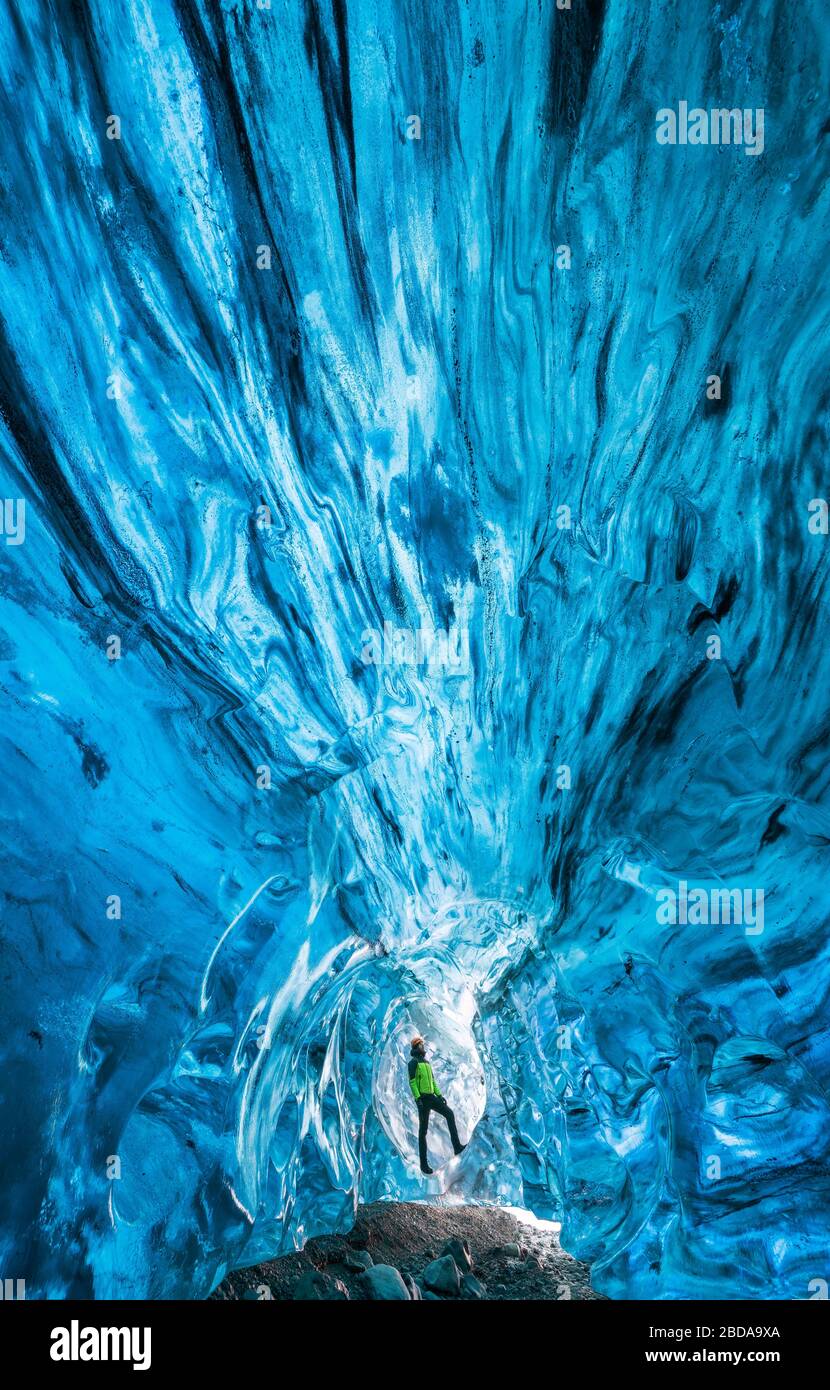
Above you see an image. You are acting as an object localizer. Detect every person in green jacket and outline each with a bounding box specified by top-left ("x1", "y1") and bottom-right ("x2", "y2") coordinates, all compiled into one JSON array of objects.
[{"x1": 408, "y1": 1035, "x2": 466, "y2": 1175}]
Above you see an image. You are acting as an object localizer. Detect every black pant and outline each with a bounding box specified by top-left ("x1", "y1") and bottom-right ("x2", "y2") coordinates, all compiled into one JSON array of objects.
[{"x1": 417, "y1": 1094, "x2": 462, "y2": 1169}]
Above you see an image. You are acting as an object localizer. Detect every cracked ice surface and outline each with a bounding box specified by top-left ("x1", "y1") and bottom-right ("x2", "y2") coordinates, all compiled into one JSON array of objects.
[{"x1": 0, "y1": 0, "x2": 829, "y2": 1299}]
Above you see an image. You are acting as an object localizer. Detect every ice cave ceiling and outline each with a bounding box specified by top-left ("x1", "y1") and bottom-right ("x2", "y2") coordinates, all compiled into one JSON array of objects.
[{"x1": 1, "y1": 0, "x2": 829, "y2": 1301}]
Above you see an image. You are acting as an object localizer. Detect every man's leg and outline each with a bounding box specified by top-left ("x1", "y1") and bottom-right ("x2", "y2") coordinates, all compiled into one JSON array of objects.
[
  {"x1": 432, "y1": 1096, "x2": 464, "y2": 1153},
  {"x1": 418, "y1": 1098, "x2": 431, "y2": 1171}
]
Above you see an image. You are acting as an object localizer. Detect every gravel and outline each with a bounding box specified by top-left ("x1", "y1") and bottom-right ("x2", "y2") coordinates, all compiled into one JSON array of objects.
[{"x1": 210, "y1": 1201, "x2": 606, "y2": 1301}]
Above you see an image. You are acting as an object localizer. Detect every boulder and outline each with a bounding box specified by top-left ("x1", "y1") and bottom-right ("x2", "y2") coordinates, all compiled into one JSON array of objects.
[
  {"x1": 495, "y1": 1242, "x2": 522, "y2": 1259},
  {"x1": 402, "y1": 1272, "x2": 422, "y2": 1300},
  {"x1": 461, "y1": 1273, "x2": 487, "y2": 1300},
  {"x1": 422, "y1": 1254, "x2": 461, "y2": 1296},
  {"x1": 361, "y1": 1264, "x2": 411, "y2": 1301},
  {"x1": 343, "y1": 1248, "x2": 374, "y2": 1272},
  {"x1": 293, "y1": 1269, "x2": 349, "y2": 1300},
  {"x1": 441, "y1": 1237, "x2": 473, "y2": 1273}
]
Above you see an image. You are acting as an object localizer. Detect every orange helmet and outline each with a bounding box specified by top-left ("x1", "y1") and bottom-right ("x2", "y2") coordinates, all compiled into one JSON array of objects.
[{"x1": 411, "y1": 1035, "x2": 424, "y2": 1049}]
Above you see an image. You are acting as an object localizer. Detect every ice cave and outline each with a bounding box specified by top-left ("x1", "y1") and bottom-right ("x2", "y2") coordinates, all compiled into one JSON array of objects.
[{"x1": 0, "y1": 0, "x2": 829, "y2": 1304}]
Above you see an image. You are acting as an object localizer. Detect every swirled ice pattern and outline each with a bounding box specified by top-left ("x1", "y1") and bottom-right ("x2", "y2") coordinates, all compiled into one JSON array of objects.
[{"x1": 1, "y1": 0, "x2": 829, "y2": 1301}]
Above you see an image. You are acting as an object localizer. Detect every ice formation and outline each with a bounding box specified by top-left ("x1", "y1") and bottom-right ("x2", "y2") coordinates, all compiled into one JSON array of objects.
[{"x1": 0, "y1": 0, "x2": 828, "y2": 1300}]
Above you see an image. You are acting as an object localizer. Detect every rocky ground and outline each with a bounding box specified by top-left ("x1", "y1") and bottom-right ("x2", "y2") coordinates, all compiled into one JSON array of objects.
[{"x1": 210, "y1": 1201, "x2": 606, "y2": 1301}]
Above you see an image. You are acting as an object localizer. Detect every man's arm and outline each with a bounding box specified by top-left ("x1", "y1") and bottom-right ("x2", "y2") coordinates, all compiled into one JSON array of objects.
[{"x1": 408, "y1": 1058, "x2": 421, "y2": 1102}]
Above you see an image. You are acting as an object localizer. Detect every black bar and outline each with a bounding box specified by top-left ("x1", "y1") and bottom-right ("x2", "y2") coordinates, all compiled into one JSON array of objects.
[{"x1": 3, "y1": 1297, "x2": 823, "y2": 1377}]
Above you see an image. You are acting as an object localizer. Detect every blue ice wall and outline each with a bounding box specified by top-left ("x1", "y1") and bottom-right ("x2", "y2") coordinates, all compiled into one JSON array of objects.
[{"x1": 1, "y1": 0, "x2": 829, "y2": 1300}]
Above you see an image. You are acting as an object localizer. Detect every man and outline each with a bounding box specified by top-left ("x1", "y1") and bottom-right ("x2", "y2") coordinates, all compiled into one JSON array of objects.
[{"x1": 408, "y1": 1035, "x2": 466, "y2": 1175}]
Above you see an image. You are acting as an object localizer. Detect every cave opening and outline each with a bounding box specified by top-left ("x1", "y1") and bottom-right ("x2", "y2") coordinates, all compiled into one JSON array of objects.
[{"x1": 373, "y1": 993, "x2": 487, "y2": 1176}]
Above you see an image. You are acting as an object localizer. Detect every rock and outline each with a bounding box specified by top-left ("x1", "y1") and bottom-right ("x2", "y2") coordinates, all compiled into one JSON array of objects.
[
  {"x1": 422, "y1": 1254, "x2": 461, "y2": 1296},
  {"x1": 402, "y1": 1272, "x2": 422, "y2": 1300},
  {"x1": 294, "y1": 1269, "x2": 349, "y2": 1301},
  {"x1": 525, "y1": 1253, "x2": 543, "y2": 1270},
  {"x1": 422, "y1": 1247, "x2": 435, "y2": 1261},
  {"x1": 461, "y1": 1273, "x2": 486, "y2": 1300},
  {"x1": 347, "y1": 1221, "x2": 370, "y2": 1248},
  {"x1": 495, "y1": 1242, "x2": 522, "y2": 1259},
  {"x1": 361, "y1": 1265, "x2": 411, "y2": 1301},
  {"x1": 343, "y1": 1249, "x2": 373, "y2": 1272},
  {"x1": 242, "y1": 1289, "x2": 262, "y2": 1301},
  {"x1": 421, "y1": 1289, "x2": 441, "y2": 1300},
  {"x1": 441, "y1": 1237, "x2": 473, "y2": 1273}
]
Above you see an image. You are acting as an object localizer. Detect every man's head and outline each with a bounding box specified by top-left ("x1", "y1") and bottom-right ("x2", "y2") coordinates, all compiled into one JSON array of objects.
[{"x1": 410, "y1": 1035, "x2": 426, "y2": 1056}]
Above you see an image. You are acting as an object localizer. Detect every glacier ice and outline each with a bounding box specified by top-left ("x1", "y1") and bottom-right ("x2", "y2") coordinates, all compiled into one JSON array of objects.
[{"x1": 0, "y1": 0, "x2": 829, "y2": 1301}]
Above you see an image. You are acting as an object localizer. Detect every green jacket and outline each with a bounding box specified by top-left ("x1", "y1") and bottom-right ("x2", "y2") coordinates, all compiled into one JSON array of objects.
[{"x1": 409, "y1": 1057, "x2": 441, "y2": 1102}]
